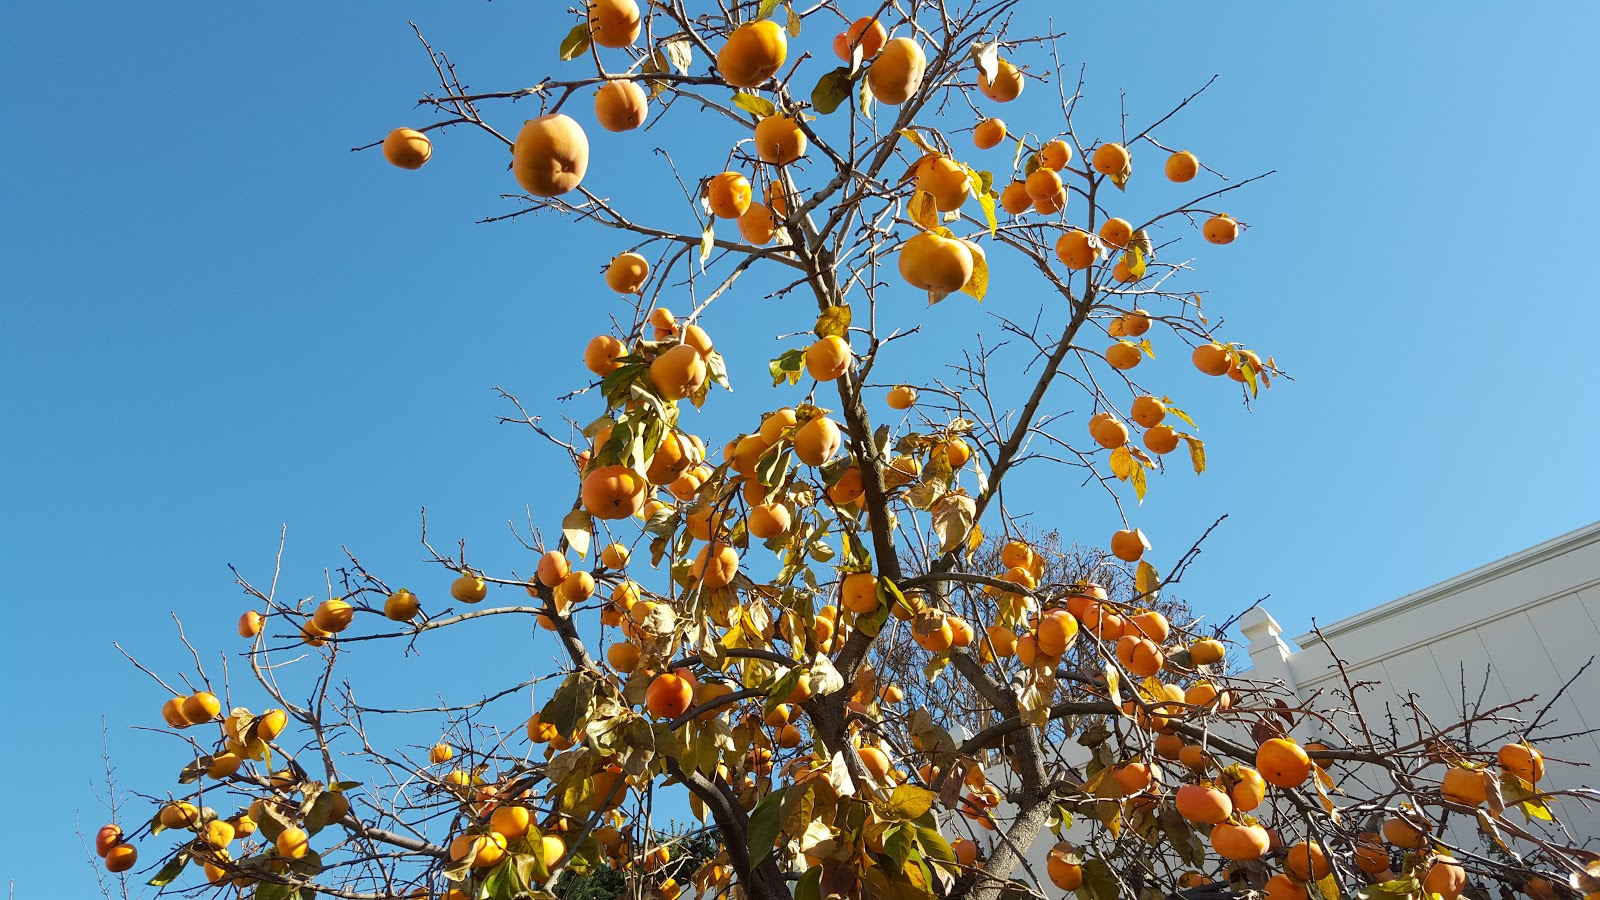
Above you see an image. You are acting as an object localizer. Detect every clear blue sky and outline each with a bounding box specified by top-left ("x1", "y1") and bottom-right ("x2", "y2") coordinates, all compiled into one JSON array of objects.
[{"x1": 4, "y1": 2, "x2": 1599, "y2": 894}]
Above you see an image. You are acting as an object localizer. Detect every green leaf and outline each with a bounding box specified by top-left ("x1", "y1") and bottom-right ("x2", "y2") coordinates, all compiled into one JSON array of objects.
[
  {"x1": 815, "y1": 305, "x2": 852, "y2": 338},
  {"x1": 146, "y1": 852, "x2": 188, "y2": 886},
  {"x1": 769, "y1": 348, "x2": 806, "y2": 386},
  {"x1": 885, "y1": 785, "x2": 937, "y2": 820},
  {"x1": 1079, "y1": 857, "x2": 1122, "y2": 900},
  {"x1": 812, "y1": 67, "x2": 853, "y2": 115},
  {"x1": 540, "y1": 674, "x2": 591, "y2": 738},
  {"x1": 756, "y1": 444, "x2": 793, "y2": 488},
  {"x1": 1161, "y1": 399, "x2": 1198, "y2": 431},
  {"x1": 883, "y1": 824, "x2": 914, "y2": 866},
  {"x1": 913, "y1": 825, "x2": 956, "y2": 868},
  {"x1": 748, "y1": 787, "x2": 787, "y2": 864},
  {"x1": 559, "y1": 24, "x2": 591, "y2": 62},
  {"x1": 795, "y1": 866, "x2": 822, "y2": 900},
  {"x1": 786, "y1": 2, "x2": 802, "y2": 36},
  {"x1": 757, "y1": 0, "x2": 782, "y2": 19},
  {"x1": 765, "y1": 667, "x2": 804, "y2": 715},
  {"x1": 733, "y1": 92, "x2": 777, "y2": 118}
]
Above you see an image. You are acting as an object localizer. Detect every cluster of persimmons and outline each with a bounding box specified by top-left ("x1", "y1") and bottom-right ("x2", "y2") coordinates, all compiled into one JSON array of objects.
[{"x1": 90, "y1": 2, "x2": 1597, "y2": 900}]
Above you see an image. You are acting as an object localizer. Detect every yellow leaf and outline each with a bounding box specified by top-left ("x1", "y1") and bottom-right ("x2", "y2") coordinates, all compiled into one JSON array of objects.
[
  {"x1": 1110, "y1": 158, "x2": 1131, "y2": 191},
  {"x1": 1108, "y1": 446, "x2": 1134, "y2": 481},
  {"x1": 1129, "y1": 465, "x2": 1147, "y2": 504},
  {"x1": 960, "y1": 246, "x2": 988, "y2": 301},
  {"x1": 1315, "y1": 874, "x2": 1339, "y2": 900},
  {"x1": 896, "y1": 128, "x2": 933, "y2": 154},
  {"x1": 814, "y1": 305, "x2": 852, "y2": 338},
  {"x1": 1135, "y1": 561, "x2": 1159, "y2": 598},
  {"x1": 1183, "y1": 436, "x2": 1205, "y2": 475},
  {"x1": 1125, "y1": 246, "x2": 1147, "y2": 279},
  {"x1": 1161, "y1": 399, "x2": 1198, "y2": 431},
  {"x1": 785, "y1": 1, "x2": 801, "y2": 36},
  {"x1": 699, "y1": 222, "x2": 715, "y2": 266},
  {"x1": 907, "y1": 190, "x2": 940, "y2": 231}
]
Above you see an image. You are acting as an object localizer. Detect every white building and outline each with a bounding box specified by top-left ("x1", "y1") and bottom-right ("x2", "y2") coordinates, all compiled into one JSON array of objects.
[{"x1": 1237, "y1": 520, "x2": 1600, "y2": 844}]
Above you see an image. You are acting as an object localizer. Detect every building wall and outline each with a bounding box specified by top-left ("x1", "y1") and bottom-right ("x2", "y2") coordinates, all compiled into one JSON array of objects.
[{"x1": 1238, "y1": 521, "x2": 1600, "y2": 844}]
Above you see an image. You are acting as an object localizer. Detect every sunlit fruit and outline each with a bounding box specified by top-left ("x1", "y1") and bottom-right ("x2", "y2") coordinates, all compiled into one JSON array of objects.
[
  {"x1": 512, "y1": 114, "x2": 589, "y2": 197},
  {"x1": 1192, "y1": 342, "x2": 1231, "y2": 376},
  {"x1": 707, "y1": 171, "x2": 752, "y2": 219},
  {"x1": 805, "y1": 335, "x2": 852, "y2": 381},
  {"x1": 649, "y1": 343, "x2": 708, "y2": 400},
  {"x1": 646, "y1": 672, "x2": 695, "y2": 718},
  {"x1": 899, "y1": 231, "x2": 975, "y2": 294},
  {"x1": 868, "y1": 38, "x2": 926, "y2": 105},
  {"x1": 1423, "y1": 856, "x2": 1467, "y2": 900},
  {"x1": 833, "y1": 16, "x2": 887, "y2": 60},
  {"x1": 1498, "y1": 742, "x2": 1545, "y2": 783},
  {"x1": 451, "y1": 574, "x2": 488, "y2": 603},
  {"x1": 718, "y1": 20, "x2": 786, "y2": 88},
  {"x1": 1264, "y1": 874, "x2": 1307, "y2": 900},
  {"x1": 753, "y1": 115, "x2": 806, "y2": 165},
  {"x1": 104, "y1": 844, "x2": 138, "y2": 873},
  {"x1": 1099, "y1": 217, "x2": 1133, "y2": 249},
  {"x1": 886, "y1": 385, "x2": 917, "y2": 409},
  {"x1": 1144, "y1": 425, "x2": 1180, "y2": 455},
  {"x1": 1175, "y1": 783, "x2": 1233, "y2": 824},
  {"x1": 737, "y1": 203, "x2": 776, "y2": 244},
  {"x1": 382, "y1": 128, "x2": 432, "y2": 170},
  {"x1": 581, "y1": 464, "x2": 648, "y2": 519},
  {"x1": 587, "y1": 0, "x2": 642, "y2": 48},
  {"x1": 237, "y1": 609, "x2": 264, "y2": 638},
  {"x1": 1210, "y1": 822, "x2": 1270, "y2": 861},
  {"x1": 1256, "y1": 737, "x2": 1311, "y2": 788},
  {"x1": 1189, "y1": 638, "x2": 1226, "y2": 666},
  {"x1": 384, "y1": 589, "x2": 419, "y2": 621},
  {"x1": 1055, "y1": 231, "x2": 1096, "y2": 270},
  {"x1": 594, "y1": 80, "x2": 649, "y2": 132},
  {"x1": 1039, "y1": 140, "x2": 1072, "y2": 170},
  {"x1": 277, "y1": 826, "x2": 310, "y2": 860},
  {"x1": 978, "y1": 58, "x2": 1024, "y2": 102},
  {"x1": 1106, "y1": 341, "x2": 1141, "y2": 370},
  {"x1": 1441, "y1": 766, "x2": 1489, "y2": 806},
  {"x1": 1025, "y1": 168, "x2": 1063, "y2": 201},
  {"x1": 601, "y1": 543, "x2": 629, "y2": 569},
  {"x1": 1000, "y1": 181, "x2": 1030, "y2": 214},
  {"x1": 1092, "y1": 142, "x2": 1130, "y2": 176},
  {"x1": 1110, "y1": 528, "x2": 1147, "y2": 562},
  {"x1": 313, "y1": 598, "x2": 354, "y2": 633},
  {"x1": 1166, "y1": 150, "x2": 1199, "y2": 182},
  {"x1": 1047, "y1": 842, "x2": 1083, "y2": 890},
  {"x1": 538, "y1": 551, "x2": 571, "y2": 587},
  {"x1": 691, "y1": 542, "x2": 739, "y2": 589},
  {"x1": 1284, "y1": 841, "x2": 1330, "y2": 881},
  {"x1": 842, "y1": 572, "x2": 880, "y2": 614},
  {"x1": 915, "y1": 155, "x2": 971, "y2": 212},
  {"x1": 1203, "y1": 213, "x2": 1238, "y2": 244},
  {"x1": 794, "y1": 417, "x2": 841, "y2": 466},
  {"x1": 605, "y1": 252, "x2": 650, "y2": 294},
  {"x1": 183, "y1": 691, "x2": 222, "y2": 723},
  {"x1": 974, "y1": 118, "x2": 1007, "y2": 149}
]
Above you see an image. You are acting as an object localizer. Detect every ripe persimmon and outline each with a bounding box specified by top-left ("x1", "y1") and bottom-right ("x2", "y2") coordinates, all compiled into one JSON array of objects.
[
  {"x1": 753, "y1": 115, "x2": 806, "y2": 165},
  {"x1": 581, "y1": 465, "x2": 647, "y2": 519},
  {"x1": 1256, "y1": 737, "x2": 1311, "y2": 788},
  {"x1": 1092, "y1": 142, "x2": 1130, "y2": 176},
  {"x1": 592, "y1": 81, "x2": 648, "y2": 136},
  {"x1": 717, "y1": 20, "x2": 785, "y2": 88},
  {"x1": 973, "y1": 118, "x2": 1007, "y2": 150},
  {"x1": 382, "y1": 128, "x2": 432, "y2": 169},
  {"x1": 804, "y1": 335, "x2": 852, "y2": 381},
  {"x1": 1166, "y1": 150, "x2": 1199, "y2": 183},
  {"x1": 868, "y1": 38, "x2": 925, "y2": 105},
  {"x1": 649, "y1": 344, "x2": 708, "y2": 400},
  {"x1": 978, "y1": 58, "x2": 1024, "y2": 102},
  {"x1": 645, "y1": 672, "x2": 694, "y2": 718},
  {"x1": 512, "y1": 114, "x2": 589, "y2": 197}
]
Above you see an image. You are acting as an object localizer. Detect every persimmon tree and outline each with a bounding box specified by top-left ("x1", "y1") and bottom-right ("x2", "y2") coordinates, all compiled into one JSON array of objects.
[{"x1": 89, "y1": 2, "x2": 1600, "y2": 900}]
